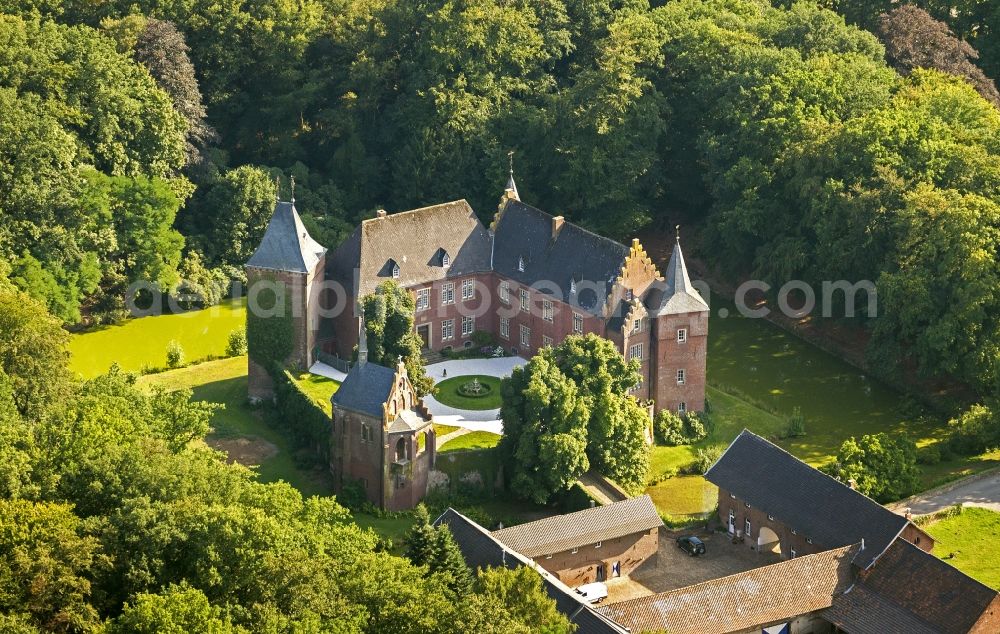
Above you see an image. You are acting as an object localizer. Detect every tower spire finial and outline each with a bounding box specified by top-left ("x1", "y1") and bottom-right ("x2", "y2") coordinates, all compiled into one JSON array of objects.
[
  {"x1": 290, "y1": 175, "x2": 296, "y2": 204},
  {"x1": 508, "y1": 149, "x2": 514, "y2": 175},
  {"x1": 675, "y1": 224, "x2": 681, "y2": 243}
]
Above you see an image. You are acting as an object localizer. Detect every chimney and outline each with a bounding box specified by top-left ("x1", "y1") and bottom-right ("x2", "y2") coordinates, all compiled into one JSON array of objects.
[
  {"x1": 904, "y1": 507, "x2": 913, "y2": 521},
  {"x1": 552, "y1": 215, "x2": 564, "y2": 238},
  {"x1": 376, "y1": 209, "x2": 387, "y2": 219},
  {"x1": 847, "y1": 478, "x2": 857, "y2": 490}
]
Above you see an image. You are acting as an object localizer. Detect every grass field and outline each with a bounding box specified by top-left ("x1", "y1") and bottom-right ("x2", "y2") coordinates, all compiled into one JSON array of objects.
[
  {"x1": 292, "y1": 371, "x2": 340, "y2": 416},
  {"x1": 139, "y1": 356, "x2": 332, "y2": 496},
  {"x1": 433, "y1": 423, "x2": 461, "y2": 437},
  {"x1": 925, "y1": 507, "x2": 1000, "y2": 589},
  {"x1": 70, "y1": 298, "x2": 247, "y2": 378},
  {"x1": 433, "y1": 375, "x2": 502, "y2": 410},
  {"x1": 439, "y1": 430, "x2": 501, "y2": 452}
]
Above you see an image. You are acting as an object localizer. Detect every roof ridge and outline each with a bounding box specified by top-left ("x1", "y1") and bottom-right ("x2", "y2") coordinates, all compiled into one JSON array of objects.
[
  {"x1": 506, "y1": 200, "x2": 629, "y2": 255},
  {"x1": 493, "y1": 495, "x2": 655, "y2": 535},
  {"x1": 361, "y1": 199, "x2": 473, "y2": 225},
  {"x1": 884, "y1": 537, "x2": 1000, "y2": 595}
]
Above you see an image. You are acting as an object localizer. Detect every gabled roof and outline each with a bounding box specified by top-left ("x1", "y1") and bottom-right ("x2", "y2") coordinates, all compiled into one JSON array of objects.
[
  {"x1": 831, "y1": 538, "x2": 1000, "y2": 634},
  {"x1": 822, "y1": 584, "x2": 941, "y2": 634},
  {"x1": 246, "y1": 201, "x2": 326, "y2": 273},
  {"x1": 492, "y1": 200, "x2": 629, "y2": 315},
  {"x1": 491, "y1": 495, "x2": 663, "y2": 558},
  {"x1": 435, "y1": 508, "x2": 629, "y2": 634},
  {"x1": 643, "y1": 237, "x2": 708, "y2": 316},
  {"x1": 331, "y1": 361, "x2": 396, "y2": 418},
  {"x1": 598, "y1": 543, "x2": 860, "y2": 634},
  {"x1": 704, "y1": 430, "x2": 911, "y2": 568},
  {"x1": 327, "y1": 200, "x2": 492, "y2": 301}
]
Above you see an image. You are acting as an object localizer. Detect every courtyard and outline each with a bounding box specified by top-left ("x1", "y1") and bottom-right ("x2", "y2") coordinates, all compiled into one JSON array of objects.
[{"x1": 605, "y1": 529, "x2": 783, "y2": 604}]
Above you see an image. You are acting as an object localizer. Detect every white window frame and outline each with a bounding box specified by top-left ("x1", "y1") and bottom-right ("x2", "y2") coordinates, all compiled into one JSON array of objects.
[
  {"x1": 570, "y1": 279, "x2": 577, "y2": 294},
  {"x1": 542, "y1": 335, "x2": 553, "y2": 348},
  {"x1": 520, "y1": 324, "x2": 531, "y2": 347},
  {"x1": 571, "y1": 547, "x2": 578, "y2": 554},
  {"x1": 500, "y1": 280, "x2": 510, "y2": 303},
  {"x1": 677, "y1": 328, "x2": 687, "y2": 343},
  {"x1": 629, "y1": 343, "x2": 643, "y2": 361},
  {"x1": 790, "y1": 548, "x2": 797, "y2": 558},
  {"x1": 442, "y1": 319, "x2": 454, "y2": 341},
  {"x1": 745, "y1": 519, "x2": 751, "y2": 536},
  {"x1": 462, "y1": 279, "x2": 474, "y2": 300},
  {"x1": 676, "y1": 369, "x2": 685, "y2": 385},
  {"x1": 442, "y1": 252, "x2": 450, "y2": 268},
  {"x1": 500, "y1": 318, "x2": 510, "y2": 339},
  {"x1": 461, "y1": 315, "x2": 474, "y2": 336},
  {"x1": 441, "y1": 283, "x2": 455, "y2": 305},
  {"x1": 573, "y1": 313, "x2": 583, "y2": 334},
  {"x1": 543, "y1": 299, "x2": 553, "y2": 322},
  {"x1": 595, "y1": 541, "x2": 602, "y2": 549},
  {"x1": 632, "y1": 318, "x2": 641, "y2": 333},
  {"x1": 678, "y1": 401, "x2": 686, "y2": 414},
  {"x1": 518, "y1": 256, "x2": 525, "y2": 272},
  {"x1": 392, "y1": 263, "x2": 400, "y2": 278},
  {"x1": 415, "y1": 288, "x2": 430, "y2": 311},
  {"x1": 520, "y1": 288, "x2": 529, "y2": 312}
]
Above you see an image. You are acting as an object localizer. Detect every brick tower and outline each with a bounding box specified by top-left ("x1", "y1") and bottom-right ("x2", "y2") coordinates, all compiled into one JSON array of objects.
[
  {"x1": 648, "y1": 234, "x2": 709, "y2": 414},
  {"x1": 244, "y1": 198, "x2": 327, "y2": 400}
]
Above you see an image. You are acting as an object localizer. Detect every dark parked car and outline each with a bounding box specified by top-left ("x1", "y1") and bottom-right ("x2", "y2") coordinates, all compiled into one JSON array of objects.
[{"x1": 677, "y1": 535, "x2": 706, "y2": 556}]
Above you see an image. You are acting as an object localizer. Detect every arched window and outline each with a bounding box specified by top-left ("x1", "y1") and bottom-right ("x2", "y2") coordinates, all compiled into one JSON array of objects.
[{"x1": 396, "y1": 437, "x2": 407, "y2": 462}]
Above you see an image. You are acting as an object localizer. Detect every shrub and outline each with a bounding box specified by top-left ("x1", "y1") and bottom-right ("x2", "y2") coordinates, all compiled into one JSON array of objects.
[
  {"x1": 783, "y1": 407, "x2": 806, "y2": 438},
  {"x1": 946, "y1": 404, "x2": 999, "y2": 456},
  {"x1": 654, "y1": 410, "x2": 708, "y2": 446},
  {"x1": 471, "y1": 330, "x2": 495, "y2": 347},
  {"x1": 681, "y1": 445, "x2": 725, "y2": 475},
  {"x1": 917, "y1": 444, "x2": 941, "y2": 465},
  {"x1": 166, "y1": 340, "x2": 184, "y2": 368},
  {"x1": 226, "y1": 327, "x2": 247, "y2": 356}
]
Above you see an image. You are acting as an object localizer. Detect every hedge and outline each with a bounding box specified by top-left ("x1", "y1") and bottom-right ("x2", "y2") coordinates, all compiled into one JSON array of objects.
[{"x1": 274, "y1": 368, "x2": 332, "y2": 460}]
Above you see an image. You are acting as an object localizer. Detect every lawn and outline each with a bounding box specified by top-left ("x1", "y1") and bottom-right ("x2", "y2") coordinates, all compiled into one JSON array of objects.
[
  {"x1": 433, "y1": 423, "x2": 461, "y2": 437},
  {"x1": 138, "y1": 356, "x2": 332, "y2": 497},
  {"x1": 433, "y1": 375, "x2": 502, "y2": 410},
  {"x1": 925, "y1": 507, "x2": 1000, "y2": 589},
  {"x1": 439, "y1": 430, "x2": 501, "y2": 452},
  {"x1": 70, "y1": 298, "x2": 247, "y2": 378},
  {"x1": 291, "y1": 372, "x2": 340, "y2": 416}
]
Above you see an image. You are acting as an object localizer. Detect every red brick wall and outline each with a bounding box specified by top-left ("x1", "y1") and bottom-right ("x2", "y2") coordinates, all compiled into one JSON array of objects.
[
  {"x1": 717, "y1": 487, "x2": 827, "y2": 560},
  {"x1": 532, "y1": 528, "x2": 659, "y2": 587},
  {"x1": 653, "y1": 309, "x2": 708, "y2": 414},
  {"x1": 971, "y1": 595, "x2": 1000, "y2": 634}
]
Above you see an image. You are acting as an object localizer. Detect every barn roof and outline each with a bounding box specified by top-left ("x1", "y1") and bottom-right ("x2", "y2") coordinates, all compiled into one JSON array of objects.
[
  {"x1": 704, "y1": 430, "x2": 911, "y2": 568},
  {"x1": 491, "y1": 495, "x2": 663, "y2": 558},
  {"x1": 246, "y1": 201, "x2": 326, "y2": 273},
  {"x1": 598, "y1": 543, "x2": 859, "y2": 634}
]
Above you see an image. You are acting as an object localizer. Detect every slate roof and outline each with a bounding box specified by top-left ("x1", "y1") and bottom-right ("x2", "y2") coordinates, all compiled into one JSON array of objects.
[
  {"x1": 822, "y1": 584, "x2": 941, "y2": 634},
  {"x1": 643, "y1": 237, "x2": 708, "y2": 316},
  {"x1": 492, "y1": 495, "x2": 663, "y2": 558},
  {"x1": 705, "y1": 430, "x2": 911, "y2": 568},
  {"x1": 492, "y1": 200, "x2": 629, "y2": 315},
  {"x1": 246, "y1": 201, "x2": 326, "y2": 273},
  {"x1": 326, "y1": 200, "x2": 492, "y2": 301},
  {"x1": 435, "y1": 508, "x2": 629, "y2": 634},
  {"x1": 330, "y1": 360, "x2": 396, "y2": 418},
  {"x1": 837, "y1": 538, "x2": 1000, "y2": 633}
]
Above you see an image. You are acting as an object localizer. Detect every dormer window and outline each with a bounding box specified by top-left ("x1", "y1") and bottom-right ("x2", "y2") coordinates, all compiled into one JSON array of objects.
[
  {"x1": 570, "y1": 278, "x2": 577, "y2": 294},
  {"x1": 392, "y1": 263, "x2": 400, "y2": 278},
  {"x1": 518, "y1": 256, "x2": 525, "y2": 272},
  {"x1": 441, "y1": 251, "x2": 450, "y2": 268}
]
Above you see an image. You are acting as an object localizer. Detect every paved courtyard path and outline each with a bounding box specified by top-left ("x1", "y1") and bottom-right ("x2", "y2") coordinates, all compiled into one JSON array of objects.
[
  {"x1": 308, "y1": 361, "x2": 347, "y2": 382},
  {"x1": 420, "y1": 356, "x2": 526, "y2": 434},
  {"x1": 892, "y1": 468, "x2": 1000, "y2": 515}
]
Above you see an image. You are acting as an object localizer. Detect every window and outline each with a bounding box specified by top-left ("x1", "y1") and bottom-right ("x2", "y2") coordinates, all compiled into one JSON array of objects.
[
  {"x1": 520, "y1": 288, "x2": 530, "y2": 312},
  {"x1": 626, "y1": 288, "x2": 634, "y2": 301},
  {"x1": 520, "y1": 324, "x2": 531, "y2": 347},
  {"x1": 571, "y1": 547, "x2": 578, "y2": 554},
  {"x1": 545, "y1": 554, "x2": 552, "y2": 559},
  {"x1": 361, "y1": 424, "x2": 371, "y2": 442},
  {"x1": 678, "y1": 401, "x2": 686, "y2": 414},
  {"x1": 442, "y1": 319, "x2": 454, "y2": 341},
  {"x1": 744, "y1": 519, "x2": 751, "y2": 535},
  {"x1": 462, "y1": 315, "x2": 474, "y2": 336},
  {"x1": 595, "y1": 541, "x2": 602, "y2": 549},
  {"x1": 500, "y1": 280, "x2": 510, "y2": 303},
  {"x1": 442, "y1": 252, "x2": 450, "y2": 267},
  {"x1": 629, "y1": 343, "x2": 643, "y2": 360},
  {"x1": 542, "y1": 300, "x2": 553, "y2": 322},
  {"x1": 416, "y1": 288, "x2": 430, "y2": 311},
  {"x1": 676, "y1": 369, "x2": 685, "y2": 385},
  {"x1": 806, "y1": 538, "x2": 813, "y2": 544},
  {"x1": 518, "y1": 256, "x2": 525, "y2": 272},
  {"x1": 744, "y1": 501, "x2": 750, "y2": 508},
  {"x1": 570, "y1": 279, "x2": 577, "y2": 294},
  {"x1": 767, "y1": 514, "x2": 774, "y2": 521},
  {"x1": 542, "y1": 335, "x2": 553, "y2": 348},
  {"x1": 441, "y1": 283, "x2": 455, "y2": 305},
  {"x1": 632, "y1": 379, "x2": 642, "y2": 392},
  {"x1": 632, "y1": 318, "x2": 641, "y2": 333},
  {"x1": 677, "y1": 328, "x2": 687, "y2": 343},
  {"x1": 462, "y1": 279, "x2": 474, "y2": 300},
  {"x1": 392, "y1": 263, "x2": 400, "y2": 278},
  {"x1": 729, "y1": 493, "x2": 736, "y2": 499},
  {"x1": 790, "y1": 548, "x2": 797, "y2": 558},
  {"x1": 792, "y1": 529, "x2": 798, "y2": 535},
  {"x1": 500, "y1": 318, "x2": 510, "y2": 339},
  {"x1": 573, "y1": 313, "x2": 583, "y2": 333}
]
